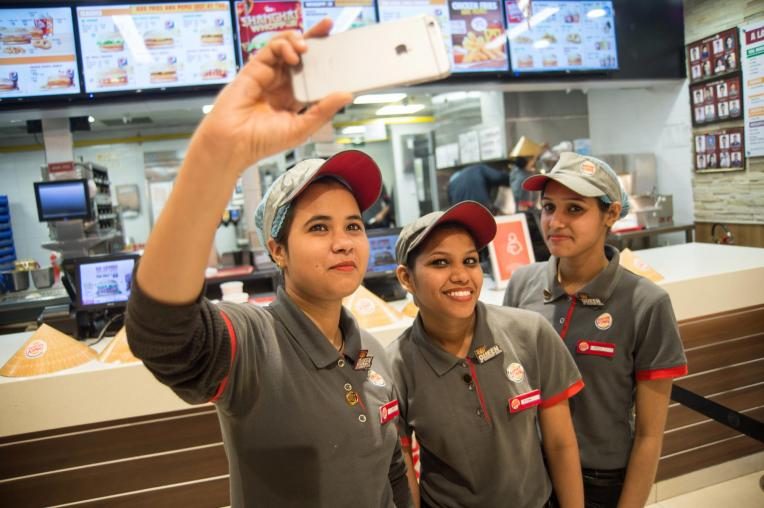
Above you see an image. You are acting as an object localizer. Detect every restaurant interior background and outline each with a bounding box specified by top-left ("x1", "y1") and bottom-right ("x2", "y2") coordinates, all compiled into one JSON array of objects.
[{"x1": 1, "y1": 0, "x2": 761, "y2": 274}]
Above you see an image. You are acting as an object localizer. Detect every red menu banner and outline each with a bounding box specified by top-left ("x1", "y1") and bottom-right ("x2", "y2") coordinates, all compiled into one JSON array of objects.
[{"x1": 235, "y1": 0, "x2": 302, "y2": 63}]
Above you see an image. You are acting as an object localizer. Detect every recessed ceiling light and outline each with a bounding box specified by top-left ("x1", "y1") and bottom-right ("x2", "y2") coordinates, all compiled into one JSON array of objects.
[
  {"x1": 376, "y1": 104, "x2": 425, "y2": 116},
  {"x1": 354, "y1": 93, "x2": 407, "y2": 104},
  {"x1": 88, "y1": 116, "x2": 95, "y2": 123},
  {"x1": 341, "y1": 125, "x2": 366, "y2": 135},
  {"x1": 202, "y1": 104, "x2": 214, "y2": 114}
]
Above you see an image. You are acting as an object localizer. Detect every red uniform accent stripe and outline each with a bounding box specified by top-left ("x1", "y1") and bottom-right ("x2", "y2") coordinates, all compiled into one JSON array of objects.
[
  {"x1": 541, "y1": 378, "x2": 585, "y2": 409},
  {"x1": 209, "y1": 309, "x2": 238, "y2": 403},
  {"x1": 636, "y1": 364, "x2": 689, "y2": 381},
  {"x1": 559, "y1": 297, "x2": 577, "y2": 340},
  {"x1": 466, "y1": 358, "x2": 492, "y2": 425},
  {"x1": 400, "y1": 436, "x2": 412, "y2": 449}
]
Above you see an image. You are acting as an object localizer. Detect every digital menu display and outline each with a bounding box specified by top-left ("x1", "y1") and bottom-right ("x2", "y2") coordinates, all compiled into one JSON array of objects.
[
  {"x1": 76, "y1": 2, "x2": 237, "y2": 94},
  {"x1": 505, "y1": 0, "x2": 618, "y2": 73},
  {"x1": 235, "y1": 0, "x2": 302, "y2": 64},
  {"x1": 302, "y1": 1, "x2": 376, "y2": 34},
  {"x1": 377, "y1": 0, "x2": 506, "y2": 73},
  {"x1": 0, "y1": 7, "x2": 81, "y2": 99}
]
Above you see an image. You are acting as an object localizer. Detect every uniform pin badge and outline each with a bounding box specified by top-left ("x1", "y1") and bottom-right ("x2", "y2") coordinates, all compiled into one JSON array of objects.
[
  {"x1": 368, "y1": 369, "x2": 386, "y2": 387},
  {"x1": 473, "y1": 344, "x2": 502, "y2": 364},
  {"x1": 595, "y1": 312, "x2": 613, "y2": 330},
  {"x1": 354, "y1": 350, "x2": 373, "y2": 370},
  {"x1": 345, "y1": 391, "x2": 360, "y2": 406},
  {"x1": 506, "y1": 362, "x2": 525, "y2": 383}
]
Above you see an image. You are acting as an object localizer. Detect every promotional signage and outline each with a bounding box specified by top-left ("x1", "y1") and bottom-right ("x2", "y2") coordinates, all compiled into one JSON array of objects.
[{"x1": 740, "y1": 21, "x2": 764, "y2": 157}]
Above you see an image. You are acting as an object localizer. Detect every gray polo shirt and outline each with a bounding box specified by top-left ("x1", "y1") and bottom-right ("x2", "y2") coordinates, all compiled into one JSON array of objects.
[
  {"x1": 127, "y1": 283, "x2": 411, "y2": 508},
  {"x1": 503, "y1": 245, "x2": 688, "y2": 470},
  {"x1": 387, "y1": 302, "x2": 583, "y2": 508}
]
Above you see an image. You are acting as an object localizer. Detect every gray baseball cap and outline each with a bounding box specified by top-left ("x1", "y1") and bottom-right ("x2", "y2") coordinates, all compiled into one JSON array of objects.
[
  {"x1": 395, "y1": 201, "x2": 496, "y2": 265},
  {"x1": 255, "y1": 150, "x2": 382, "y2": 247},
  {"x1": 523, "y1": 152, "x2": 629, "y2": 217}
]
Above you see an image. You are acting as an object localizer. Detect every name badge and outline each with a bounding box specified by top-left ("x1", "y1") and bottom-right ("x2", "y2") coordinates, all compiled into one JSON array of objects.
[
  {"x1": 508, "y1": 389, "x2": 541, "y2": 413},
  {"x1": 576, "y1": 340, "x2": 616, "y2": 358},
  {"x1": 473, "y1": 344, "x2": 503, "y2": 364},
  {"x1": 354, "y1": 350, "x2": 373, "y2": 370},
  {"x1": 380, "y1": 399, "x2": 400, "y2": 424}
]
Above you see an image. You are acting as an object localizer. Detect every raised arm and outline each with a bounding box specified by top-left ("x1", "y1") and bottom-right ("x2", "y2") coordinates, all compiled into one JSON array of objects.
[{"x1": 136, "y1": 22, "x2": 352, "y2": 305}]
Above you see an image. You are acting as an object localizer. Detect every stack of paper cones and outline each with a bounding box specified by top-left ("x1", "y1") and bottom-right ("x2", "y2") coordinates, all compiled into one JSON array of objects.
[
  {"x1": 344, "y1": 285, "x2": 404, "y2": 329},
  {"x1": 620, "y1": 248, "x2": 664, "y2": 282},
  {"x1": 0, "y1": 324, "x2": 97, "y2": 377},
  {"x1": 99, "y1": 327, "x2": 140, "y2": 364}
]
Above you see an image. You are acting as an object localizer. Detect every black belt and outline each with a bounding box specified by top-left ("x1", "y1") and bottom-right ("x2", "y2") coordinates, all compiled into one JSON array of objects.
[{"x1": 582, "y1": 467, "x2": 626, "y2": 487}]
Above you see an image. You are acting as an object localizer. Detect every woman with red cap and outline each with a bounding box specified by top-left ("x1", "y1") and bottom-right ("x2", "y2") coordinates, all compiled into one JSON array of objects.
[
  {"x1": 126, "y1": 22, "x2": 411, "y2": 507},
  {"x1": 388, "y1": 201, "x2": 585, "y2": 508},
  {"x1": 504, "y1": 152, "x2": 688, "y2": 508}
]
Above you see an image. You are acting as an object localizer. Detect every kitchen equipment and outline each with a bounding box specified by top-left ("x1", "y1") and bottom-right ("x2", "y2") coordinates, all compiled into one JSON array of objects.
[
  {"x1": 14, "y1": 259, "x2": 39, "y2": 271},
  {"x1": 1, "y1": 270, "x2": 30, "y2": 292},
  {"x1": 31, "y1": 266, "x2": 55, "y2": 289}
]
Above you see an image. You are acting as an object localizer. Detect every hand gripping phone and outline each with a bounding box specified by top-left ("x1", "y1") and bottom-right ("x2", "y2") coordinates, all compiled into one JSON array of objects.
[{"x1": 291, "y1": 15, "x2": 452, "y2": 103}]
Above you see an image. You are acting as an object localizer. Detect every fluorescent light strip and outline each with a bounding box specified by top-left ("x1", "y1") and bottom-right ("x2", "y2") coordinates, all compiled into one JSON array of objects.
[
  {"x1": 376, "y1": 104, "x2": 425, "y2": 116},
  {"x1": 354, "y1": 93, "x2": 407, "y2": 104}
]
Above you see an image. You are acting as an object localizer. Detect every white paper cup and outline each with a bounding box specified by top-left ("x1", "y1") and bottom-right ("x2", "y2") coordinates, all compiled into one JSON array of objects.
[
  {"x1": 220, "y1": 281, "x2": 244, "y2": 295},
  {"x1": 222, "y1": 292, "x2": 249, "y2": 304}
]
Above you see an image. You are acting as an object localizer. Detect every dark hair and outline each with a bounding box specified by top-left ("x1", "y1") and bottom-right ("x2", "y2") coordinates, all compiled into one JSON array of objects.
[
  {"x1": 514, "y1": 156, "x2": 529, "y2": 169},
  {"x1": 405, "y1": 222, "x2": 480, "y2": 271}
]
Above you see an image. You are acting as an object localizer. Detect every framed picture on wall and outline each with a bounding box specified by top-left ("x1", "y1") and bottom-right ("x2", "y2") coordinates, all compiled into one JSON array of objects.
[
  {"x1": 690, "y1": 75, "x2": 742, "y2": 126},
  {"x1": 687, "y1": 28, "x2": 739, "y2": 84},
  {"x1": 693, "y1": 126, "x2": 745, "y2": 173},
  {"x1": 487, "y1": 213, "x2": 535, "y2": 289}
]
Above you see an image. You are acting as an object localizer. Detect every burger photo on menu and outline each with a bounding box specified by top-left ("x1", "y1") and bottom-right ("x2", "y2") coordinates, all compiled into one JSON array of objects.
[
  {"x1": 98, "y1": 32, "x2": 124, "y2": 52},
  {"x1": 0, "y1": 77, "x2": 16, "y2": 91},
  {"x1": 149, "y1": 63, "x2": 178, "y2": 83},
  {"x1": 143, "y1": 30, "x2": 174, "y2": 49},
  {"x1": 45, "y1": 73, "x2": 72, "y2": 89},
  {"x1": 201, "y1": 30, "x2": 224, "y2": 45},
  {"x1": 98, "y1": 67, "x2": 128, "y2": 87},
  {"x1": 201, "y1": 61, "x2": 228, "y2": 80},
  {"x1": 1, "y1": 27, "x2": 32, "y2": 45}
]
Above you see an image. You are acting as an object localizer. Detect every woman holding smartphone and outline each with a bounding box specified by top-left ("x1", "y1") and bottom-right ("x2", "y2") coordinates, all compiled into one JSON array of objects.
[
  {"x1": 126, "y1": 22, "x2": 411, "y2": 507},
  {"x1": 503, "y1": 153, "x2": 688, "y2": 508},
  {"x1": 387, "y1": 201, "x2": 585, "y2": 508}
]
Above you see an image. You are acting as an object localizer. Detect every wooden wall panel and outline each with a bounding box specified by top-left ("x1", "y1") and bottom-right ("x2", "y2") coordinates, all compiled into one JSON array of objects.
[{"x1": 659, "y1": 304, "x2": 764, "y2": 480}]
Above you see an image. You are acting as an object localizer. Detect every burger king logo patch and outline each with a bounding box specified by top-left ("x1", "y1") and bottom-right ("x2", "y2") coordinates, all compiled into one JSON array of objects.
[
  {"x1": 24, "y1": 339, "x2": 47, "y2": 359},
  {"x1": 580, "y1": 160, "x2": 597, "y2": 175},
  {"x1": 595, "y1": 313, "x2": 613, "y2": 330},
  {"x1": 506, "y1": 362, "x2": 525, "y2": 383},
  {"x1": 578, "y1": 340, "x2": 590, "y2": 353}
]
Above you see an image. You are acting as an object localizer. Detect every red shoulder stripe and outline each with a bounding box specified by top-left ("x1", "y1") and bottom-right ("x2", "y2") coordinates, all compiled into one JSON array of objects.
[
  {"x1": 540, "y1": 378, "x2": 585, "y2": 409},
  {"x1": 209, "y1": 309, "x2": 238, "y2": 403},
  {"x1": 636, "y1": 364, "x2": 688, "y2": 381}
]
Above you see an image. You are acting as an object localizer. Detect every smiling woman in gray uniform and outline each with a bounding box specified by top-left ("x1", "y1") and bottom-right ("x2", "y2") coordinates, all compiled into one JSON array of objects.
[
  {"x1": 126, "y1": 22, "x2": 411, "y2": 508},
  {"x1": 504, "y1": 153, "x2": 688, "y2": 508},
  {"x1": 387, "y1": 201, "x2": 585, "y2": 508}
]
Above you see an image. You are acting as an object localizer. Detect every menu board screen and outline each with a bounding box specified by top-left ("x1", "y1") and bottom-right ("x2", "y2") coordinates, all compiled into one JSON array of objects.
[
  {"x1": 0, "y1": 7, "x2": 81, "y2": 99},
  {"x1": 377, "y1": 0, "x2": 507, "y2": 73},
  {"x1": 505, "y1": 0, "x2": 618, "y2": 73},
  {"x1": 302, "y1": 1, "x2": 377, "y2": 34},
  {"x1": 76, "y1": 2, "x2": 237, "y2": 94},
  {"x1": 235, "y1": 0, "x2": 302, "y2": 64}
]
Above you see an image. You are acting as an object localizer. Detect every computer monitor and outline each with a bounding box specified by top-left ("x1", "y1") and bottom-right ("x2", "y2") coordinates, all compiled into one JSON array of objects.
[
  {"x1": 73, "y1": 253, "x2": 139, "y2": 311},
  {"x1": 364, "y1": 227, "x2": 406, "y2": 301},
  {"x1": 365, "y1": 227, "x2": 400, "y2": 278},
  {"x1": 34, "y1": 179, "x2": 91, "y2": 222}
]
